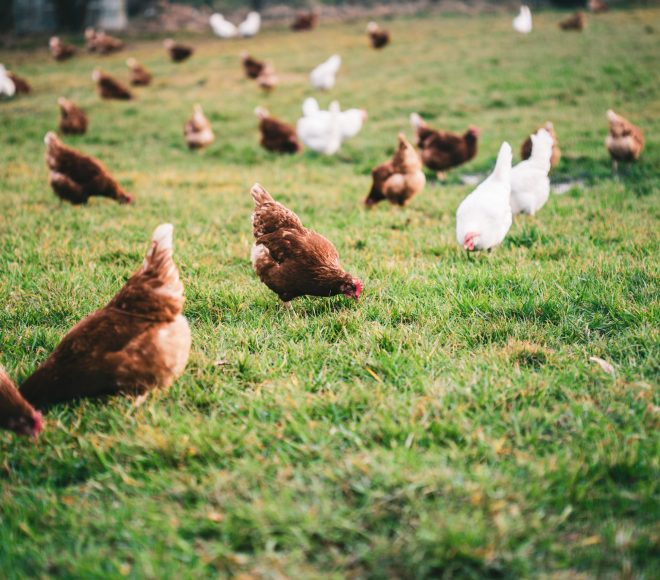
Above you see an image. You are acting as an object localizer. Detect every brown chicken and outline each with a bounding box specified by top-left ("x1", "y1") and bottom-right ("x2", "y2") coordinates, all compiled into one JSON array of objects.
[
  {"x1": 92, "y1": 68, "x2": 133, "y2": 100},
  {"x1": 20, "y1": 224, "x2": 191, "y2": 409},
  {"x1": 365, "y1": 134, "x2": 426, "y2": 207},
  {"x1": 255, "y1": 107, "x2": 301, "y2": 154},
  {"x1": 521, "y1": 121, "x2": 561, "y2": 169},
  {"x1": 559, "y1": 12, "x2": 586, "y2": 31},
  {"x1": 49, "y1": 36, "x2": 76, "y2": 61},
  {"x1": 291, "y1": 12, "x2": 318, "y2": 31},
  {"x1": 257, "y1": 64, "x2": 278, "y2": 92},
  {"x1": 44, "y1": 132, "x2": 133, "y2": 205},
  {"x1": 241, "y1": 52, "x2": 265, "y2": 80},
  {"x1": 0, "y1": 366, "x2": 43, "y2": 438},
  {"x1": 7, "y1": 71, "x2": 31, "y2": 94},
  {"x1": 58, "y1": 97, "x2": 88, "y2": 135},
  {"x1": 367, "y1": 22, "x2": 390, "y2": 49},
  {"x1": 605, "y1": 109, "x2": 645, "y2": 171},
  {"x1": 164, "y1": 39, "x2": 194, "y2": 63},
  {"x1": 410, "y1": 113, "x2": 480, "y2": 178},
  {"x1": 588, "y1": 0, "x2": 609, "y2": 14},
  {"x1": 184, "y1": 104, "x2": 215, "y2": 149},
  {"x1": 126, "y1": 58, "x2": 152, "y2": 86},
  {"x1": 85, "y1": 28, "x2": 124, "y2": 54},
  {"x1": 250, "y1": 183, "x2": 362, "y2": 304}
]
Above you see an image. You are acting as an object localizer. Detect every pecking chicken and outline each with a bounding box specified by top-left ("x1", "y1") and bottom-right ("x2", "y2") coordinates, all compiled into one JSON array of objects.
[
  {"x1": 410, "y1": 113, "x2": 480, "y2": 179},
  {"x1": 510, "y1": 129, "x2": 554, "y2": 216},
  {"x1": 559, "y1": 12, "x2": 586, "y2": 31},
  {"x1": 58, "y1": 97, "x2": 88, "y2": 135},
  {"x1": 365, "y1": 134, "x2": 426, "y2": 207},
  {"x1": 456, "y1": 142, "x2": 513, "y2": 252},
  {"x1": 184, "y1": 104, "x2": 215, "y2": 149},
  {"x1": 605, "y1": 109, "x2": 645, "y2": 171},
  {"x1": 241, "y1": 52, "x2": 265, "y2": 79},
  {"x1": 20, "y1": 224, "x2": 191, "y2": 409},
  {"x1": 367, "y1": 22, "x2": 390, "y2": 48},
  {"x1": 0, "y1": 366, "x2": 43, "y2": 438},
  {"x1": 250, "y1": 183, "x2": 362, "y2": 303},
  {"x1": 310, "y1": 55, "x2": 341, "y2": 91},
  {"x1": 209, "y1": 13, "x2": 238, "y2": 38},
  {"x1": 255, "y1": 107, "x2": 301, "y2": 154},
  {"x1": 49, "y1": 36, "x2": 76, "y2": 61},
  {"x1": 44, "y1": 132, "x2": 133, "y2": 205},
  {"x1": 291, "y1": 12, "x2": 318, "y2": 31},
  {"x1": 126, "y1": 58, "x2": 152, "y2": 86},
  {"x1": 164, "y1": 39, "x2": 194, "y2": 62},
  {"x1": 513, "y1": 6, "x2": 533, "y2": 34},
  {"x1": 92, "y1": 69, "x2": 132, "y2": 100},
  {"x1": 521, "y1": 121, "x2": 560, "y2": 169}
]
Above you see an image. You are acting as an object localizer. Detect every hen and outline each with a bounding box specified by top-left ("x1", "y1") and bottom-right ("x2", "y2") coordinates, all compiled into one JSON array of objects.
[
  {"x1": 0, "y1": 65, "x2": 15, "y2": 98},
  {"x1": 291, "y1": 12, "x2": 318, "y2": 31},
  {"x1": 255, "y1": 107, "x2": 301, "y2": 154},
  {"x1": 0, "y1": 366, "x2": 43, "y2": 438},
  {"x1": 410, "y1": 113, "x2": 480, "y2": 178},
  {"x1": 367, "y1": 22, "x2": 390, "y2": 48},
  {"x1": 58, "y1": 97, "x2": 88, "y2": 135},
  {"x1": 126, "y1": 58, "x2": 152, "y2": 86},
  {"x1": 510, "y1": 129, "x2": 554, "y2": 216},
  {"x1": 92, "y1": 69, "x2": 133, "y2": 100},
  {"x1": 257, "y1": 63, "x2": 278, "y2": 92},
  {"x1": 49, "y1": 36, "x2": 76, "y2": 61},
  {"x1": 520, "y1": 121, "x2": 560, "y2": 169},
  {"x1": 44, "y1": 132, "x2": 133, "y2": 205},
  {"x1": 456, "y1": 142, "x2": 513, "y2": 252},
  {"x1": 241, "y1": 52, "x2": 265, "y2": 79},
  {"x1": 239, "y1": 12, "x2": 261, "y2": 37},
  {"x1": 164, "y1": 39, "x2": 194, "y2": 62},
  {"x1": 85, "y1": 28, "x2": 124, "y2": 55},
  {"x1": 589, "y1": 0, "x2": 609, "y2": 14},
  {"x1": 297, "y1": 97, "x2": 367, "y2": 154},
  {"x1": 310, "y1": 55, "x2": 341, "y2": 91},
  {"x1": 297, "y1": 101, "x2": 343, "y2": 155},
  {"x1": 513, "y1": 6, "x2": 533, "y2": 34},
  {"x1": 184, "y1": 104, "x2": 215, "y2": 149},
  {"x1": 209, "y1": 13, "x2": 238, "y2": 38},
  {"x1": 365, "y1": 134, "x2": 426, "y2": 207},
  {"x1": 6, "y1": 69, "x2": 31, "y2": 94},
  {"x1": 605, "y1": 109, "x2": 645, "y2": 171},
  {"x1": 250, "y1": 183, "x2": 362, "y2": 303},
  {"x1": 20, "y1": 224, "x2": 191, "y2": 409},
  {"x1": 559, "y1": 12, "x2": 586, "y2": 31}
]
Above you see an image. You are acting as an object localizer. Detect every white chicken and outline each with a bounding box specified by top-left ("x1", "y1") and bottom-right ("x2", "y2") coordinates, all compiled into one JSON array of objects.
[
  {"x1": 0, "y1": 64, "x2": 16, "y2": 98},
  {"x1": 210, "y1": 13, "x2": 238, "y2": 38},
  {"x1": 513, "y1": 6, "x2": 533, "y2": 34},
  {"x1": 300, "y1": 97, "x2": 367, "y2": 142},
  {"x1": 310, "y1": 55, "x2": 341, "y2": 91},
  {"x1": 456, "y1": 142, "x2": 513, "y2": 252},
  {"x1": 239, "y1": 12, "x2": 261, "y2": 37},
  {"x1": 510, "y1": 129, "x2": 554, "y2": 216},
  {"x1": 297, "y1": 101, "x2": 343, "y2": 155}
]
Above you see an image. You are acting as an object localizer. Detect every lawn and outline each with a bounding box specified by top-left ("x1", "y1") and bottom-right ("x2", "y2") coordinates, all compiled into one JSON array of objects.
[{"x1": 1, "y1": 6, "x2": 659, "y2": 578}]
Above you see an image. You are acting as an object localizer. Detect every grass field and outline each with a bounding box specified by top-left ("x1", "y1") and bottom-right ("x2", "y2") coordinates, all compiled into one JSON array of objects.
[{"x1": 1, "y1": 6, "x2": 659, "y2": 578}]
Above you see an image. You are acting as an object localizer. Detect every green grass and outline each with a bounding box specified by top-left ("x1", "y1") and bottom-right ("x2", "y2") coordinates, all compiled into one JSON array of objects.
[{"x1": 1, "y1": 7, "x2": 659, "y2": 578}]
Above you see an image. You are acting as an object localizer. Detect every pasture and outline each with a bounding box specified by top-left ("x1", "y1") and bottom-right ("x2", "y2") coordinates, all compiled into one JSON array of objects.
[{"x1": 1, "y1": 6, "x2": 659, "y2": 578}]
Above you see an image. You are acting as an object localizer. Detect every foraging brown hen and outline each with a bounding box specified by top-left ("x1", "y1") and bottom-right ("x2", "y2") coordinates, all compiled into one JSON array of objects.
[
  {"x1": 7, "y1": 71, "x2": 31, "y2": 94},
  {"x1": 605, "y1": 109, "x2": 645, "y2": 171},
  {"x1": 365, "y1": 134, "x2": 426, "y2": 207},
  {"x1": 255, "y1": 107, "x2": 301, "y2": 154},
  {"x1": 0, "y1": 366, "x2": 42, "y2": 438},
  {"x1": 20, "y1": 224, "x2": 191, "y2": 409},
  {"x1": 588, "y1": 0, "x2": 608, "y2": 14},
  {"x1": 44, "y1": 132, "x2": 133, "y2": 205},
  {"x1": 291, "y1": 12, "x2": 318, "y2": 31},
  {"x1": 521, "y1": 121, "x2": 561, "y2": 169},
  {"x1": 559, "y1": 12, "x2": 586, "y2": 31},
  {"x1": 184, "y1": 104, "x2": 215, "y2": 149},
  {"x1": 58, "y1": 97, "x2": 88, "y2": 135},
  {"x1": 164, "y1": 39, "x2": 194, "y2": 62},
  {"x1": 367, "y1": 22, "x2": 390, "y2": 49},
  {"x1": 257, "y1": 63, "x2": 278, "y2": 92},
  {"x1": 92, "y1": 69, "x2": 133, "y2": 100},
  {"x1": 410, "y1": 113, "x2": 480, "y2": 179},
  {"x1": 250, "y1": 183, "x2": 362, "y2": 304},
  {"x1": 241, "y1": 52, "x2": 265, "y2": 79},
  {"x1": 49, "y1": 36, "x2": 76, "y2": 61},
  {"x1": 85, "y1": 28, "x2": 124, "y2": 54},
  {"x1": 126, "y1": 58, "x2": 152, "y2": 86}
]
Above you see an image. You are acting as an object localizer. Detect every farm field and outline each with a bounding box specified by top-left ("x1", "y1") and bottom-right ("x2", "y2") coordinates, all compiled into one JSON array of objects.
[{"x1": 1, "y1": 6, "x2": 659, "y2": 578}]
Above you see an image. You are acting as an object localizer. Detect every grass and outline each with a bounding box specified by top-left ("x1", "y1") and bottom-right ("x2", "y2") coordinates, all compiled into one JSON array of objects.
[{"x1": 1, "y1": 7, "x2": 659, "y2": 578}]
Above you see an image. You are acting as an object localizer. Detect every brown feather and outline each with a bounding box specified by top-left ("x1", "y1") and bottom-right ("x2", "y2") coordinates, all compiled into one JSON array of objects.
[
  {"x1": 255, "y1": 109, "x2": 301, "y2": 154},
  {"x1": 7, "y1": 71, "x2": 31, "y2": 94},
  {"x1": 164, "y1": 40, "x2": 194, "y2": 63},
  {"x1": 0, "y1": 366, "x2": 42, "y2": 437},
  {"x1": 559, "y1": 12, "x2": 586, "y2": 31},
  {"x1": 93, "y1": 69, "x2": 132, "y2": 100},
  {"x1": 412, "y1": 115, "x2": 480, "y2": 173},
  {"x1": 291, "y1": 12, "x2": 318, "y2": 31}
]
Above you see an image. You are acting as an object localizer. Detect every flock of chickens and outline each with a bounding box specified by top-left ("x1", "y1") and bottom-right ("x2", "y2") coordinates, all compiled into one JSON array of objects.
[{"x1": 0, "y1": 7, "x2": 648, "y2": 439}]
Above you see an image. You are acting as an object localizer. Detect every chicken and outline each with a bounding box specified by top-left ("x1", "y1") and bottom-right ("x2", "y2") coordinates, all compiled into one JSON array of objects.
[
  {"x1": 559, "y1": 12, "x2": 586, "y2": 31},
  {"x1": 456, "y1": 142, "x2": 513, "y2": 252},
  {"x1": 239, "y1": 11, "x2": 261, "y2": 37},
  {"x1": 209, "y1": 13, "x2": 238, "y2": 38},
  {"x1": 20, "y1": 224, "x2": 191, "y2": 409},
  {"x1": 301, "y1": 97, "x2": 367, "y2": 140},
  {"x1": 297, "y1": 98, "x2": 367, "y2": 154},
  {"x1": 367, "y1": 22, "x2": 390, "y2": 48},
  {"x1": 250, "y1": 183, "x2": 362, "y2": 303},
  {"x1": 589, "y1": 0, "x2": 609, "y2": 13},
  {"x1": 410, "y1": 113, "x2": 480, "y2": 178},
  {"x1": 241, "y1": 52, "x2": 265, "y2": 79},
  {"x1": 255, "y1": 107, "x2": 301, "y2": 154},
  {"x1": 49, "y1": 36, "x2": 76, "y2": 61},
  {"x1": 184, "y1": 104, "x2": 215, "y2": 149},
  {"x1": 164, "y1": 39, "x2": 194, "y2": 63},
  {"x1": 58, "y1": 97, "x2": 88, "y2": 135},
  {"x1": 310, "y1": 55, "x2": 341, "y2": 90},
  {"x1": 510, "y1": 129, "x2": 554, "y2": 216},
  {"x1": 365, "y1": 134, "x2": 426, "y2": 207},
  {"x1": 92, "y1": 68, "x2": 133, "y2": 100},
  {"x1": 7, "y1": 70, "x2": 31, "y2": 94},
  {"x1": 257, "y1": 63, "x2": 279, "y2": 92},
  {"x1": 85, "y1": 28, "x2": 124, "y2": 54},
  {"x1": 0, "y1": 65, "x2": 15, "y2": 98},
  {"x1": 605, "y1": 109, "x2": 645, "y2": 171},
  {"x1": 291, "y1": 12, "x2": 318, "y2": 31},
  {"x1": 44, "y1": 132, "x2": 133, "y2": 205},
  {"x1": 126, "y1": 58, "x2": 152, "y2": 86},
  {"x1": 513, "y1": 6, "x2": 533, "y2": 34},
  {"x1": 520, "y1": 121, "x2": 560, "y2": 169},
  {"x1": 0, "y1": 366, "x2": 43, "y2": 438}
]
